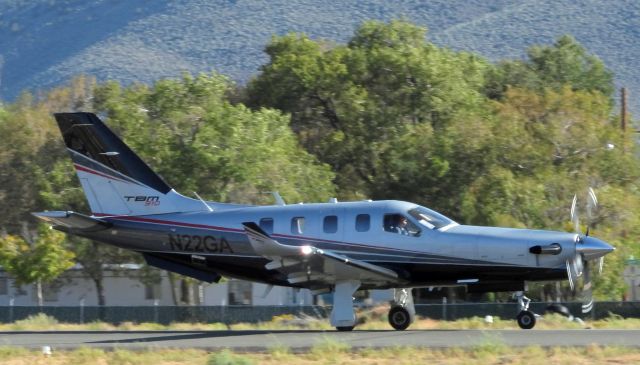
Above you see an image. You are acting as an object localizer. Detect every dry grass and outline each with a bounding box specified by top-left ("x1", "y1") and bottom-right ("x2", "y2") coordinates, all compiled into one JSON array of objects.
[
  {"x1": 3, "y1": 310, "x2": 639, "y2": 364},
  {"x1": 0, "y1": 346, "x2": 639, "y2": 365},
  {"x1": 2, "y1": 311, "x2": 640, "y2": 332}
]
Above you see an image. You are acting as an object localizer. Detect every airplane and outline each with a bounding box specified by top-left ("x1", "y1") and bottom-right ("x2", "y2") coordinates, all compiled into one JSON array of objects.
[{"x1": 34, "y1": 112, "x2": 615, "y2": 331}]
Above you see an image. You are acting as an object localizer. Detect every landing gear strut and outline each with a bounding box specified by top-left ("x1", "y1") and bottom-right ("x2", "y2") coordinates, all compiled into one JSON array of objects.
[
  {"x1": 388, "y1": 288, "x2": 415, "y2": 330},
  {"x1": 514, "y1": 291, "x2": 536, "y2": 329},
  {"x1": 331, "y1": 280, "x2": 361, "y2": 331}
]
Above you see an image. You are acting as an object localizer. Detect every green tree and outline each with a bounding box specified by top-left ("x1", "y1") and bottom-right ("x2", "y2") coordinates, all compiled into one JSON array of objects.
[
  {"x1": 247, "y1": 20, "x2": 489, "y2": 200},
  {"x1": 0, "y1": 77, "x2": 137, "y2": 307},
  {"x1": 94, "y1": 73, "x2": 336, "y2": 204},
  {"x1": 458, "y1": 87, "x2": 639, "y2": 299},
  {"x1": 529, "y1": 35, "x2": 614, "y2": 97},
  {"x1": 0, "y1": 75, "x2": 96, "y2": 234},
  {"x1": 485, "y1": 35, "x2": 614, "y2": 100},
  {"x1": 0, "y1": 224, "x2": 75, "y2": 307}
]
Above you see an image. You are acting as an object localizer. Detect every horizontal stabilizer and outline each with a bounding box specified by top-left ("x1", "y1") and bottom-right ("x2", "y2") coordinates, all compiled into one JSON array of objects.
[{"x1": 32, "y1": 211, "x2": 111, "y2": 232}]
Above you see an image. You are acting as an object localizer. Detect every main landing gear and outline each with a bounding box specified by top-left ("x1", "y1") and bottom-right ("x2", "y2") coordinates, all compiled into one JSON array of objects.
[
  {"x1": 388, "y1": 288, "x2": 416, "y2": 330},
  {"x1": 514, "y1": 291, "x2": 536, "y2": 329},
  {"x1": 330, "y1": 280, "x2": 360, "y2": 331},
  {"x1": 330, "y1": 283, "x2": 417, "y2": 331}
]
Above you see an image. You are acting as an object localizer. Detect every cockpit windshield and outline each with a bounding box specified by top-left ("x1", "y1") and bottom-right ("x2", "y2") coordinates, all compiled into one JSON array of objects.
[{"x1": 408, "y1": 206, "x2": 456, "y2": 230}]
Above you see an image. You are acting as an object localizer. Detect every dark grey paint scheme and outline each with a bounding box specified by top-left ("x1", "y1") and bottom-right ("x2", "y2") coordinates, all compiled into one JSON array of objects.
[{"x1": 34, "y1": 112, "x2": 615, "y2": 330}]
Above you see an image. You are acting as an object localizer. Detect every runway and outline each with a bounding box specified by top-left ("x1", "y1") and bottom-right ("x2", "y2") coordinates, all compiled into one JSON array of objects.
[{"x1": 1, "y1": 330, "x2": 640, "y2": 351}]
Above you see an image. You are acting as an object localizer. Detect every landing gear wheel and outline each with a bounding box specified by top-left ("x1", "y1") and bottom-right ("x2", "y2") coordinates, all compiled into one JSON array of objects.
[
  {"x1": 388, "y1": 306, "x2": 413, "y2": 331},
  {"x1": 336, "y1": 326, "x2": 354, "y2": 331},
  {"x1": 516, "y1": 310, "x2": 536, "y2": 329}
]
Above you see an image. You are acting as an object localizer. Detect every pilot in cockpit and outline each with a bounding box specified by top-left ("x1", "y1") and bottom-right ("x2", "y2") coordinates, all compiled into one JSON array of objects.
[
  {"x1": 385, "y1": 214, "x2": 417, "y2": 236},
  {"x1": 395, "y1": 216, "x2": 410, "y2": 235}
]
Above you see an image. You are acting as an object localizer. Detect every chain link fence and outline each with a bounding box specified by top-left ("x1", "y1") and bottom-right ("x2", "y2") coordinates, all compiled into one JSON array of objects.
[
  {"x1": 417, "y1": 301, "x2": 640, "y2": 321},
  {"x1": 1, "y1": 302, "x2": 638, "y2": 324}
]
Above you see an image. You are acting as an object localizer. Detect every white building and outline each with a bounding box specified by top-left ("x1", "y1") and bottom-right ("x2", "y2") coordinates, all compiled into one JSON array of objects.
[
  {"x1": 0, "y1": 265, "x2": 311, "y2": 306},
  {"x1": 0, "y1": 265, "x2": 392, "y2": 306}
]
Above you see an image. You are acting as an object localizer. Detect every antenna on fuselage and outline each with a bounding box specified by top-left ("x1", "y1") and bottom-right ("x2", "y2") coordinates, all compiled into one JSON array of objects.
[
  {"x1": 328, "y1": 197, "x2": 338, "y2": 203},
  {"x1": 193, "y1": 192, "x2": 214, "y2": 212},
  {"x1": 263, "y1": 191, "x2": 286, "y2": 206}
]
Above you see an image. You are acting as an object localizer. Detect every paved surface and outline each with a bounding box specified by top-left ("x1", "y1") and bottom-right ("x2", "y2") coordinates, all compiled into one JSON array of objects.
[{"x1": 1, "y1": 330, "x2": 640, "y2": 351}]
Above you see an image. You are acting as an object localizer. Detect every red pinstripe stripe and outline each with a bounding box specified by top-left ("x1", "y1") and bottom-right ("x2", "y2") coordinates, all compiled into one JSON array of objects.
[
  {"x1": 74, "y1": 163, "x2": 128, "y2": 183},
  {"x1": 91, "y1": 213, "x2": 429, "y2": 256}
]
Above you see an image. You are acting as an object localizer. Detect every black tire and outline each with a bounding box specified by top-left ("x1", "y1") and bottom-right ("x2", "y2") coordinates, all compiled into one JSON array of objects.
[
  {"x1": 336, "y1": 326, "x2": 354, "y2": 331},
  {"x1": 516, "y1": 310, "x2": 536, "y2": 329},
  {"x1": 388, "y1": 306, "x2": 412, "y2": 331}
]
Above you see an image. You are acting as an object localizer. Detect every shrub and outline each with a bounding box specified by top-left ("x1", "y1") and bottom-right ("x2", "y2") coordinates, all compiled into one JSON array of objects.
[{"x1": 207, "y1": 349, "x2": 255, "y2": 365}]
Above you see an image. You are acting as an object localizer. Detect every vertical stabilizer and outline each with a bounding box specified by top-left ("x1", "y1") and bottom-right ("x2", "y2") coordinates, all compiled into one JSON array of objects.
[{"x1": 54, "y1": 112, "x2": 205, "y2": 216}]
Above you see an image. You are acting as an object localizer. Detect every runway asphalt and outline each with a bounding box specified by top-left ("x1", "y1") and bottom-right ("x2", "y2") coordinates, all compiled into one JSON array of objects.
[{"x1": 1, "y1": 330, "x2": 640, "y2": 351}]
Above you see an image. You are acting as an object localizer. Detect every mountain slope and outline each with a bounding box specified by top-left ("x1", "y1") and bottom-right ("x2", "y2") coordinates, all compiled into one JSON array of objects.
[
  {"x1": 431, "y1": 0, "x2": 640, "y2": 113},
  {"x1": 0, "y1": 0, "x2": 637, "y2": 114}
]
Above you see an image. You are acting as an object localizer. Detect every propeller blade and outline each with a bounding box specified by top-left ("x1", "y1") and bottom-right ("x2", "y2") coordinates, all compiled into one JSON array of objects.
[
  {"x1": 566, "y1": 259, "x2": 575, "y2": 291},
  {"x1": 566, "y1": 254, "x2": 584, "y2": 293},
  {"x1": 587, "y1": 187, "x2": 598, "y2": 211},
  {"x1": 570, "y1": 194, "x2": 579, "y2": 233},
  {"x1": 581, "y1": 260, "x2": 594, "y2": 314},
  {"x1": 572, "y1": 254, "x2": 584, "y2": 277},
  {"x1": 598, "y1": 257, "x2": 604, "y2": 275},
  {"x1": 586, "y1": 187, "x2": 598, "y2": 236}
]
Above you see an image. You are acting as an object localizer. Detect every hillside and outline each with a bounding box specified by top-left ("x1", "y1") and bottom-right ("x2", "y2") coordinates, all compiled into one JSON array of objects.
[{"x1": 0, "y1": 0, "x2": 638, "y2": 114}]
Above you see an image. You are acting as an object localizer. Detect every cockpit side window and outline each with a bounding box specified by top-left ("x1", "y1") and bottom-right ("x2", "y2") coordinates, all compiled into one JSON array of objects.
[
  {"x1": 383, "y1": 214, "x2": 420, "y2": 237},
  {"x1": 408, "y1": 206, "x2": 456, "y2": 230}
]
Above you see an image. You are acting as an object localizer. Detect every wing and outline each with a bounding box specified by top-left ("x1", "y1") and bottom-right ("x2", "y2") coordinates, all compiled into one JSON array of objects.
[
  {"x1": 242, "y1": 222, "x2": 404, "y2": 288},
  {"x1": 32, "y1": 211, "x2": 111, "y2": 232}
]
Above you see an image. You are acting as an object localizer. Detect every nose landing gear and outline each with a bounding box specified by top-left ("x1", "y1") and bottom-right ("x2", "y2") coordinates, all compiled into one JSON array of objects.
[
  {"x1": 514, "y1": 291, "x2": 536, "y2": 329},
  {"x1": 388, "y1": 288, "x2": 416, "y2": 330}
]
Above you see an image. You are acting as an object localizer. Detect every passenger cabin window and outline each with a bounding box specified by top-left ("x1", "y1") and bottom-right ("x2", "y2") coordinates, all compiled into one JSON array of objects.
[
  {"x1": 355, "y1": 214, "x2": 370, "y2": 232},
  {"x1": 259, "y1": 218, "x2": 274, "y2": 234},
  {"x1": 291, "y1": 217, "x2": 305, "y2": 234},
  {"x1": 383, "y1": 214, "x2": 420, "y2": 237},
  {"x1": 323, "y1": 215, "x2": 338, "y2": 233}
]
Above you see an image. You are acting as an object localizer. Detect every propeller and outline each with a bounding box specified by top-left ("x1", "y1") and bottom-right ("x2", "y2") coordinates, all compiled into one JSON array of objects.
[{"x1": 567, "y1": 187, "x2": 601, "y2": 314}]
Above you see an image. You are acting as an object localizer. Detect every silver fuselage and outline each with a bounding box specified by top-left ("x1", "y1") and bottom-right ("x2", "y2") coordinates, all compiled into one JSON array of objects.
[{"x1": 74, "y1": 200, "x2": 607, "y2": 290}]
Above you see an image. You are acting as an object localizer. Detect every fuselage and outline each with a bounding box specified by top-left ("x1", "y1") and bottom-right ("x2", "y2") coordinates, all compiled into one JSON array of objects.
[{"x1": 74, "y1": 200, "x2": 577, "y2": 290}]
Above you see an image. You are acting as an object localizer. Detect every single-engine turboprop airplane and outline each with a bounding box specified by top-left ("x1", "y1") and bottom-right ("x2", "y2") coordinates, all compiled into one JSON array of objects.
[{"x1": 34, "y1": 112, "x2": 615, "y2": 330}]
